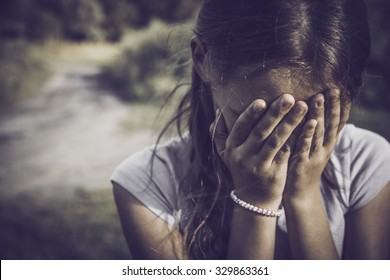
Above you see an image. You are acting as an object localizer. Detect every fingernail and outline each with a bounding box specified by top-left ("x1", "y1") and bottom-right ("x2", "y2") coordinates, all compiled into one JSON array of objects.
[
  {"x1": 332, "y1": 88, "x2": 341, "y2": 95},
  {"x1": 280, "y1": 95, "x2": 293, "y2": 109},
  {"x1": 253, "y1": 99, "x2": 266, "y2": 112},
  {"x1": 315, "y1": 95, "x2": 324, "y2": 108},
  {"x1": 308, "y1": 119, "x2": 318, "y2": 130},
  {"x1": 330, "y1": 89, "x2": 340, "y2": 101},
  {"x1": 216, "y1": 108, "x2": 220, "y2": 115},
  {"x1": 294, "y1": 105, "x2": 305, "y2": 115}
]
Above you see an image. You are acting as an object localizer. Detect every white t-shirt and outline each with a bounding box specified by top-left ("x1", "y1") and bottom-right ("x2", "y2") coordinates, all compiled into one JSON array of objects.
[{"x1": 111, "y1": 124, "x2": 390, "y2": 259}]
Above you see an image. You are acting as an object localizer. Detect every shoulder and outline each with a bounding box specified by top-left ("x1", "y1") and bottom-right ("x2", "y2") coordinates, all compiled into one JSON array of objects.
[
  {"x1": 337, "y1": 124, "x2": 389, "y2": 152},
  {"x1": 336, "y1": 124, "x2": 390, "y2": 170},
  {"x1": 110, "y1": 134, "x2": 191, "y2": 226},
  {"x1": 333, "y1": 124, "x2": 390, "y2": 212},
  {"x1": 112, "y1": 133, "x2": 190, "y2": 181}
]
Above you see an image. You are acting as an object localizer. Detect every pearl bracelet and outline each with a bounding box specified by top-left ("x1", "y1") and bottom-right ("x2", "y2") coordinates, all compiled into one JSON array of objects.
[{"x1": 230, "y1": 190, "x2": 283, "y2": 217}]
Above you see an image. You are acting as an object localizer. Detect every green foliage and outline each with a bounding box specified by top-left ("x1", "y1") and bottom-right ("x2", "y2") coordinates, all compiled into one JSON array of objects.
[
  {"x1": 0, "y1": 0, "x2": 389, "y2": 109},
  {"x1": 0, "y1": 189, "x2": 129, "y2": 259},
  {"x1": 62, "y1": 0, "x2": 105, "y2": 41},
  {"x1": 0, "y1": 0, "x2": 31, "y2": 39},
  {"x1": 101, "y1": 22, "x2": 191, "y2": 101},
  {"x1": 26, "y1": 6, "x2": 63, "y2": 40},
  {"x1": 97, "y1": 0, "x2": 149, "y2": 41},
  {"x1": 0, "y1": 0, "x2": 201, "y2": 42},
  {"x1": 0, "y1": 41, "x2": 48, "y2": 110},
  {"x1": 102, "y1": 40, "x2": 168, "y2": 101}
]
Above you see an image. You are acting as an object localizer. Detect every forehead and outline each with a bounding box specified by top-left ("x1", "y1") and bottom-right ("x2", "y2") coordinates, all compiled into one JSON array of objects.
[{"x1": 218, "y1": 66, "x2": 324, "y2": 111}]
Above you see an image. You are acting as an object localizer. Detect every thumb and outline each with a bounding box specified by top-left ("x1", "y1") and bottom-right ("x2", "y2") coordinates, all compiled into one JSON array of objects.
[{"x1": 210, "y1": 108, "x2": 228, "y2": 158}]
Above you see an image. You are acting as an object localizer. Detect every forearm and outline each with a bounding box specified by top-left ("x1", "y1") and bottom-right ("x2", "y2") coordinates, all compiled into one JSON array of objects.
[
  {"x1": 227, "y1": 201, "x2": 280, "y2": 259},
  {"x1": 280, "y1": 89, "x2": 343, "y2": 259},
  {"x1": 283, "y1": 190, "x2": 338, "y2": 259}
]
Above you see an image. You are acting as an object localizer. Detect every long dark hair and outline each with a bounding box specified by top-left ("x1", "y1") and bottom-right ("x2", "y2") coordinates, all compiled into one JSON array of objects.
[{"x1": 157, "y1": 0, "x2": 371, "y2": 259}]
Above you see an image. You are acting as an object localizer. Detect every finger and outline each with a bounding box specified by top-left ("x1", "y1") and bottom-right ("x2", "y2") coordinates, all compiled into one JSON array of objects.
[
  {"x1": 258, "y1": 100, "x2": 308, "y2": 163},
  {"x1": 226, "y1": 99, "x2": 267, "y2": 148},
  {"x1": 308, "y1": 93, "x2": 325, "y2": 153},
  {"x1": 323, "y1": 89, "x2": 341, "y2": 148},
  {"x1": 292, "y1": 119, "x2": 318, "y2": 160},
  {"x1": 210, "y1": 108, "x2": 228, "y2": 157},
  {"x1": 241, "y1": 94, "x2": 295, "y2": 155},
  {"x1": 277, "y1": 112, "x2": 305, "y2": 161}
]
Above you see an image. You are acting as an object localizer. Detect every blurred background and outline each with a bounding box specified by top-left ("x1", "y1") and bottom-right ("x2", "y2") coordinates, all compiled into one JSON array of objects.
[{"x1": 0, "y1": 0, "x2": 389, "y2": 259}]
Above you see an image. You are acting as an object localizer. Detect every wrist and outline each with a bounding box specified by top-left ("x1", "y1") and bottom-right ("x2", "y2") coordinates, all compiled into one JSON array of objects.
[
  {"x1": 231, "y1": 190, "x2": 283, "y2": 218},
  {"x1": 283, "y1": 179, "x2": 321, "y2": 201},
  {"x1": 282, "y1": 189, "x2": 323, "y2": 210},
  {"x1": 234, "y1": 188, "x2": 282, "y2": 210}
]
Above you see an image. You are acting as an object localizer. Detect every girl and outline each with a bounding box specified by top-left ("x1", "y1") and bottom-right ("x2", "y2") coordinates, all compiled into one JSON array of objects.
[{"x1": 111, "y1": 0, "x2": 390, "y2": 259}]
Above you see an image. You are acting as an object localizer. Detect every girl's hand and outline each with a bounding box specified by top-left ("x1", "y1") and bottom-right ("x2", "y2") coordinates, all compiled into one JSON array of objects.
[
  {"x1": 284, "y1": 89, "x2": 350, "y2": 201},
  {"x1": 211, "y1": 94, "x2": 308, "y2": 206}
]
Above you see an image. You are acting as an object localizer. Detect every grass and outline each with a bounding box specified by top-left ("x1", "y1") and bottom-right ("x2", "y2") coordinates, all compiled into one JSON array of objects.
[
  {"x1": 0, "y1": 40, "x2": 49, "y2": 111},
  {"x1": 29, "y1": 40, "x2": 122, "y2": 66},
  {"x1": 100, "y1": 20, "x2": 192, "y2": 101},
  {"x1": 0, "y1": 188, "x2": 130, "y2": 260}
]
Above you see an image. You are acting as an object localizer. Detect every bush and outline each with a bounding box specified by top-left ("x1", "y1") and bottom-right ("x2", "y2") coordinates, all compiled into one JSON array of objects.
[
  {"x1": 101, "y1": 22, "x2": 191, "y2": 101},
  {"x1": 26, "y1": 6, "x2": 63, "y2": 40},
  {"x1": 62, "y1": 0, "x2": 105, "y2": 41},
  {"x1": 0, "y1": 0, "x2": 105, "y2": 42},
  {"x1": 102, "y1": 38, "x2": 169, "y2": 101},
  {"x1": 98, "y1": 0, "x2": 150, "y2": 41},
  {"x1": 0, "y1": 0, "x2": 201, "y2": 42},
  {"x1": 0, "y1": 0, "x2": 31, "y2": 39}
]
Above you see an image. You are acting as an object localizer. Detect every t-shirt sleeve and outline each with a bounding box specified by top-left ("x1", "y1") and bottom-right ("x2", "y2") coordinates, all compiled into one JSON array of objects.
[
  {"x1": 348, "y1": 126, "x2": 390, "y2": 212},
  {"x1": 110, "y1": 147, "x2": 180, "y2": 227}
]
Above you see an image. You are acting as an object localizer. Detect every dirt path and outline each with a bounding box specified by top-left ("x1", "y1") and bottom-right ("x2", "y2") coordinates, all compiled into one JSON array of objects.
[{"x1": 0, "y1": 63, "x2": 155, "y2": 199}]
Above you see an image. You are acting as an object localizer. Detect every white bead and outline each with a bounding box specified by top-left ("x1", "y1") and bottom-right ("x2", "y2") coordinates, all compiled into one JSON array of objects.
[{"x1": 230, "y1": 190, "x2": 282, "y2": 218}]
